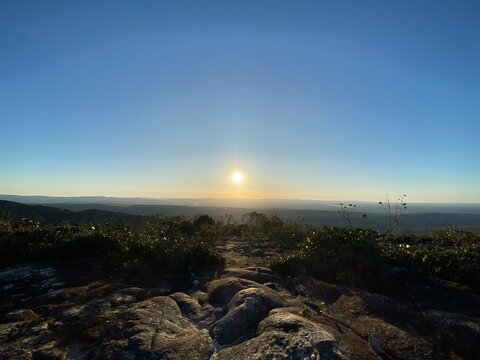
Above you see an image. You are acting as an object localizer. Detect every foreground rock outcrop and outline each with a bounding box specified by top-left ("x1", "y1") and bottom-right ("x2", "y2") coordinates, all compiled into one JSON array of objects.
[
  {"x1": 214, "y1": 310, "x2": 341, "y2": 359},
  {"x1": 1, "y1": 249, "x2": 480, "y2": 359},
  {"x1": 98, "y1": 296, "x2": 214, "y2": 359}
]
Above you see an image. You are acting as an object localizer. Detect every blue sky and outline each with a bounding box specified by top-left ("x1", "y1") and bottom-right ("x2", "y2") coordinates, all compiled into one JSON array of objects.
[{"x1": 1, "y1": 1, "x2": 479, "y2": 202}]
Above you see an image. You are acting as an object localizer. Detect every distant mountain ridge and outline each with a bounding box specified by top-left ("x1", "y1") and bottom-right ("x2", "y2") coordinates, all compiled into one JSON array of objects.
[
  {"x1": 1, "y1": 199, "x2": 480, "y2": 233},
  {"x1": 1, "y1": 194, "x2": 480, "y2": 214},
  {"x1": 0, "y1": 200, "x2": 148, "y2": 225}
]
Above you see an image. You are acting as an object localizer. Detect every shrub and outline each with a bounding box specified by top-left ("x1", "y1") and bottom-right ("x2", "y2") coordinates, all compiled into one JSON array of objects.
[
  {"x1": 0, "y1": 220, "x2": 225, "y2": 275},
  {"x1": 271, "y1": 253, "x2": 305, "y2": 276},
  {"x1": 379, "y1": 229, "x2": 480, "y2": 287},
  {"x1": 193, "y1": 214, "x2": 215, "y2": 229},
  {"x1": 242, "y1": 212, "x2": 304, "y2": 250},
  {"x1": 271, "y1": 227, "x2": 385, "y2": 287}
]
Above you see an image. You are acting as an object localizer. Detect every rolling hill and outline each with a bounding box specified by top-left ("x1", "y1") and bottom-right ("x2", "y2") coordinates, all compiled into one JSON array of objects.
[{"x1": 1, "y1": 199, "x2": 480, "y2": 232}]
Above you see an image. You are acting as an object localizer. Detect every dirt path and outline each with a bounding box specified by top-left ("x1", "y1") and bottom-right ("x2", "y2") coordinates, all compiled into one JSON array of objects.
[{"x1": 216, "y1": 236, "x2": 273, "y2": 269}]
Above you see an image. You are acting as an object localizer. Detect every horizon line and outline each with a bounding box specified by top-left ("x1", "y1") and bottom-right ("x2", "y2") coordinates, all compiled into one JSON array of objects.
[{"x1": 1, "y1": 194, "x2": 480, "y2": 205}]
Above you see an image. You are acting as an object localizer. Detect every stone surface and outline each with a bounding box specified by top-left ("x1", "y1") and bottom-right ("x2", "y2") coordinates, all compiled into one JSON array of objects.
[
  {"x1": 214, "y1": 310, "x2": 341, "y2": 359},
  {"x1": 210, "y1": 286, "x2": 285, "y2": 345},
  {"x1": 169, "y1": 291, "x2": 204, "y2": 321},
  {"x1": 206, "y1": 276, "x2": 264, "y2": 305},
  {"x1": 411, "y1": 309, "x2": 480, "y2": 359},
  {"x1": 97, "y1": 296, "x2": 215, "y2": 359},
  {"x1": 1, "y1": 243, "x2": 479, "y2": 359}
]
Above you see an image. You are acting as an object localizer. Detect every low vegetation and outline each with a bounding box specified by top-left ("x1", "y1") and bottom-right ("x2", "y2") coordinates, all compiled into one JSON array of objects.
[
  {"x1": 1, "y1": 213, "x2": 479, "y2": 289},
  {"x1": 270, "y1": 227, "x2": 387, "y2": 289},
  {"x1": 0, "y1": 217, "x2": 225, "y2": 275},
  {"x1": 271, "y1": 223, "x2": 480, "y2": 289},
  {"x1": 242, "y1": 212, "x2": 305, "y2": 250},
  {"x1": 380, "y1": 226, "x2": 480, "y2": 286}
]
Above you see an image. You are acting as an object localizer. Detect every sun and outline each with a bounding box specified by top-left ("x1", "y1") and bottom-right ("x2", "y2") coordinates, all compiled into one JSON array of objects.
[{"x1": 231, "y1": 171, "x2": 243, "y2": 184}]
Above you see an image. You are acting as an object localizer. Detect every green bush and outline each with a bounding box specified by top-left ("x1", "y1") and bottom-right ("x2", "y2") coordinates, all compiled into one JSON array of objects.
[
  {"x1": 242, "y1": 212, "x2": 304, "y2": 250},
  {"x1": 0, "y1": 221, "x2": 225, "y2": 275},
  {"x1": 379, "y1": 230, "x2": 480, "y2": 287},
  {"x1": 270, "y1": 225, "x2": 480, "y2": 289},
  {"x1": 271, "y1": 253, "x2": 305, "y2": 276},
  {"x1": 271, "y1": 227, "x2": 385, "y2": 287},
  {"x1": 2, "y1": 213, "x2": 478, "y2": 289}
]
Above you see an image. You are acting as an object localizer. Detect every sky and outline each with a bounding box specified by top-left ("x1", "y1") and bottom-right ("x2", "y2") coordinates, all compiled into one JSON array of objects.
[{"x1": 1, "y1": 1, "x2": 479, "y2": 202}]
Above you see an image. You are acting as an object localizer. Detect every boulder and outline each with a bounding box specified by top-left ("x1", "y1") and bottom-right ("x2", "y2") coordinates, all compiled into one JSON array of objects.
[
  {"x1": 169, "y1": 292, "x2": 204, "y2": 321},
  {"x1": 214, "y1": 330, "x2": 316, "y2": 359},
  {"x1": 206, "y1": 276, "x2": 265, "y2": 305},
  {"x1": 412, "y1": 310, "x2": 480, "y2": 359},
  {"x1": 98, "y1": 296, "x2": 214, "y2": 359},
  {"x1": 259, "y1": 311, "x2": 337, "y2": 352},
  {"x1": 210, "y1": 287, "x2": 285, "y2": 345},
  {"x1": 222, "y1": 267, "x2": 274, "y2": 284},
  {"x1": 0, "y1": 309, "x2": 38, "y2": 324},
  {"x1": 215, "y1": 310, "x2": 341, "y2": 359}
]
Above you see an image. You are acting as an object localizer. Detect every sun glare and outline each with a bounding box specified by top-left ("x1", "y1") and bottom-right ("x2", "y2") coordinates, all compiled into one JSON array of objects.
[{"x1": 232, "y1": 171, "x2": 243, "y2": 184}]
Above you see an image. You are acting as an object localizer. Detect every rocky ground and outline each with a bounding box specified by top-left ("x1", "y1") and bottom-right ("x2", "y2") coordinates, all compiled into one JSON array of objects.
[{"x1": 1, "y1": 237, "x2": 480, "y2": 359}]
